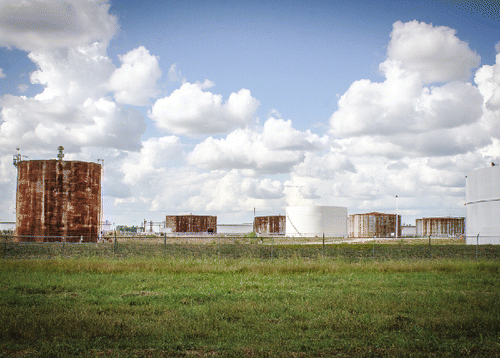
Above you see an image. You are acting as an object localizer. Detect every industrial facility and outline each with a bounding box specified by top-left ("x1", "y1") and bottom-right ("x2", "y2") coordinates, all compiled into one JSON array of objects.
[
  {"x1": 165, "y1": 215, "x2": 217, "y2": 234},
  {"x1": 415, "y1": 217, "x2": 465, "y2": 237},
  {"x1": 466, "y1": 164, "x2": 500, "y2": 244},
  {"x1": 254, "y1": 215, "x2": 286, "y2": 235},
  {"x1": 9, "y1": 147, "x2": 499, "y2": 244},
  {"x1": 348, "y1": 212, "x2": 401, "y2": 238},
  {"x1": 14, "y1": 147, "x2": 101, "y2": 242},
  {"x1": 285, "y1": 205, "x2": 348, "y2": 237}
]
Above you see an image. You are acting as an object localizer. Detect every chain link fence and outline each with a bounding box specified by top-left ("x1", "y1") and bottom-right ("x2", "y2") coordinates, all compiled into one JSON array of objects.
[{"x1": 2, "y1": 233, "x2": 500, "y2": 261}]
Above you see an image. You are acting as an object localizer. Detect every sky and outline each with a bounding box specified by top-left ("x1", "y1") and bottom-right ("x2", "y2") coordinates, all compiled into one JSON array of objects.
[{"x1": 0, "y1": 0, "x2": 499, "y2": 227}]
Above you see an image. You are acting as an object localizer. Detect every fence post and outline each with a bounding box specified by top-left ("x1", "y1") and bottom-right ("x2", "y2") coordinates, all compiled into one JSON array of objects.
[
  {"x1": 164, "y1": 233, "x2": 167, "y2": 257},
  {"x1": 322, "y1": 233, "x2": 325, "y2": 257},
  {"x1": 476, "y1": 234, "x2": 479, "y2": 260},
  {"x1": 2, "y1": 234, "x2": 7, "y2": 258},
  {"x1": 114, "y1": 231, "x2": 117, "y2": 256},
  {"x1": 428, "y1": 236, "x2": 431, "y2": 259},
  {"x1": 61, "y1": 237, "x2": 66, "y2": 258},
  {"x1": 372, "y1": 238, "x2": 375, "y2": 260},
  {"x1": 271, "y1": 236, "x2": 274, "y2": 261}
]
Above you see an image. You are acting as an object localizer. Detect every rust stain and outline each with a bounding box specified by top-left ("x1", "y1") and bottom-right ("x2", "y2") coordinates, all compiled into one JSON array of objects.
[
  {"x1": 254, "y1": 216, "x2": 285, "y2": 235},
  {"x1": 165, "y1": 215, "x2": 217, "y2": 233},
  {"x1": 15, "y1": 160, "x2": 101, "y2": 242}
]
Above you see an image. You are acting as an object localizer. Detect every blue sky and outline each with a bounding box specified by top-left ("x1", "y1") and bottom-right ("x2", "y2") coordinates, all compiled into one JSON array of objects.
[{"x1": 0, "y1": 0, "x2": 499, "y2": 227}]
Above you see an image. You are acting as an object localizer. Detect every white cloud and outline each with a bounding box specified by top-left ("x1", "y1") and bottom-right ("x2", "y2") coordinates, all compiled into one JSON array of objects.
[
  {"x1": 330, "y1": 71, "x2": 422, "y2": 137},
  {"x1": 0, "y1": 0, "x2": 118, "y2": 51},
  {"x1": 188, "y1": 129, "x2": 304, "y2": 175},
  {"x1": 330, "y1": 21, "x2": 486, "y2": 159},
  {"x1": 332, "y1": 67, "x2": 483, "y2": 134},
  {"x1": 168, "y1": 63, "x2": 183, "y2": 82},
  {"x1": 333, "y1": 137, "x2": 404, "y2": 159},
  {"x1": 387, "y1": 20, "x2": 480, "y2": 83},
  {"x1": 0, "y1": 68, "x2": 5, "y2": 79},
  {"x1": 0, "y1": 42, "x2": 146, "y2": 151},
  {"x1": 0, "y1": 95, "x2": 146, "y2": 151},
  {"x1": 262, "y1": 117, "x2": 328, "y2": 150},
  {"x1": 292, "y1": 150, "x2": 356, "y2": 180},
  {"x1": 187, "y1": 171, "x2": 285, "y2": 213},
  {"x1": 29, "y1": 42, "x2": 115, "y2": 103},
  {"x1": 121, "y1": 136, "x2": 183, "y2": 185},
  {"x1": 472, "y1": 53, "x2": 500, "y2": 147},
  {"x1": 480, "y1": 138, "x2": 500, "y2": 162},
  {"x1": 188, "y1": 117, "x2": 328, "y2": 175},
  {"x1": 475, "y1": 53, "x2": 500, "y2": 112},
  {"x1": 412, "y1": 82, "x2": 483, "y2": 131},
  {"x1": 109, "y1": 46, "x2": 162, "y2": 106},
  {"x1": 0, "y1": 43, "x2": 160, "y2": 154},
  {"x1": 149, "y1": 81, "x2": 260, "y2": 136},
  {"x1": 17, "y1": 84, "x2": 28, "y2": 92}
]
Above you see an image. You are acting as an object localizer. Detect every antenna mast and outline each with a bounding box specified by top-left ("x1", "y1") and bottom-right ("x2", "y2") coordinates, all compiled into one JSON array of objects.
[
  {"x1": 57, "y1": 146, "x2": 64, "y2": 161},
  {"x1": 13, "y1": 147, "x2": 21, "y2": 167}
]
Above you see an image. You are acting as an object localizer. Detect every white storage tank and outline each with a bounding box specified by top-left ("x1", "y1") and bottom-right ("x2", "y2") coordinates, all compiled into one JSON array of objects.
[
  {"x1": 285, "y1": 205, "x2": 348, "y2": 238},
  {"x1": 465, "y1": 164, "x2": 500, "y2": 244}
]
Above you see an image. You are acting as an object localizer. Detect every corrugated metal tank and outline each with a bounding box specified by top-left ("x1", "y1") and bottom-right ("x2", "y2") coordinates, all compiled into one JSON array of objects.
[
  {"x1": 348, "y1": 212, "x2": 401, "y2": 238},
  {"x1": 15, "y1": 160, "x2": 101, "y2": 242},
  {"x1": 254, "y1": 215, "x2": 285, "y2": 235},
  {"x1": 285, "y1": 205, "x2": 348, "y2": 237},
  {"x1": 415, "y1": 217, "x2": 465, "y2": 237},
  {"x1": 165, "y1": 215, "x2": 217, "y2": 233},
  {"x1": 466, "y1": 165, "x2": 500, "y2": 244}
]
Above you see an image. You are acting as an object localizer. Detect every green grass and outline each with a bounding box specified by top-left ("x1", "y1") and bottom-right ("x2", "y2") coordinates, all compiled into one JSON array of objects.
[{"x1": 1, "y1": 258, "x2": 500, "y2": 357}]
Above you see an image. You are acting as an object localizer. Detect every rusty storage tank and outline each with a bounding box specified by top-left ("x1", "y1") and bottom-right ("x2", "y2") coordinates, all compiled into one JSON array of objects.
[
  {"x1": 415, "y1": 217, "x2": 465, "y2": 237},
  {"x1": 254, "y1": 215, "x2": 285, "y2": 235},
  {"x1": 15, "y1": 152, "x2": 101, "y2": 242},
  {"x1": 348, "y1": 212, "x2": 401, "y2": 238},
  {"x1": 165, "y1": 215, "x2": 217, "y2": 234}
]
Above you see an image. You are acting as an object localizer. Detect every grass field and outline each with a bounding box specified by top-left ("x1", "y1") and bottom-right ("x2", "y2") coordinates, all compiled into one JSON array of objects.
[
  {"x1": 1, "y1": 257, "x2": 500, "y2": 357},
  {"x1": 3, "y1": 237, "x2": 499, "y2": 261}
]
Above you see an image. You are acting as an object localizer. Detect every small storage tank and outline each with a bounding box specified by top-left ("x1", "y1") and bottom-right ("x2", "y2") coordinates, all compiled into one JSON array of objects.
[
  {"x1": 415, "y1": 217, "x2": 465, "y2": 237},
  {"x1": 285, "y1": 205, "x2": 347, "y2": 238},
  {"x1": 165, "y1": 215, "x2": 217, "y2": 234},
  {"x1": 466, "y1": 164, "x2": 500, "y2": 244},
  {"x1": 254, "y1": 215, "x2": 285, "y2": 235},
  {"x1": 349, "y1": 212, "x2": 401, "y2": 238},
  {"x1": 15, "y1": 155, "x2": 101, "y2": 242}
]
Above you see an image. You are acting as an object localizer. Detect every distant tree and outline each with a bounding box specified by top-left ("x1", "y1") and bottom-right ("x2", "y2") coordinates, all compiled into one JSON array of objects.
[{"x1": 116, "y1": 225, "x2": 138, "y2": 233}]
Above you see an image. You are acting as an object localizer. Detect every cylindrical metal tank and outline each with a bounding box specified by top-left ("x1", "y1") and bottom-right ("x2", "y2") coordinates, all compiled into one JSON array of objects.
[
  {"x1": 254, "y1": 215, "x2": 286, "y2": 235},
  {"x1": 415, "y1": 217, "x2": 465, "y2": 237},
  {"x1": 165, "y1": 215, "x2": 217, "y2": 234},
  {"x1": 15, "y1": 159, "x2": 101, "y2": 242},
  {"x1": 285, "y1": 205, "x2": 348, "y2": 237},
  {"x1": 465, "y1": 165, "x2": 500, "y2": 244},
  {"x1": 349, "y1": 212, "x2": 401, "y2": 238}
]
